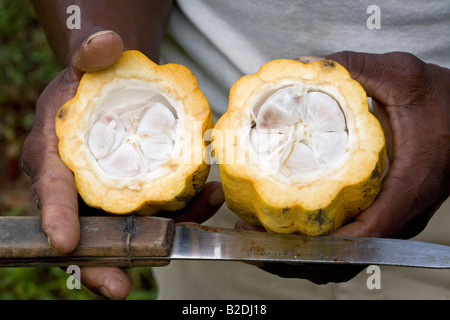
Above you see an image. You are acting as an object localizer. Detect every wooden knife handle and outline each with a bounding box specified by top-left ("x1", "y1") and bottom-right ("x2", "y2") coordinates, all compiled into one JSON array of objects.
[{"x1": 0, "y1": 216, "x2": 175, "y2": 267}]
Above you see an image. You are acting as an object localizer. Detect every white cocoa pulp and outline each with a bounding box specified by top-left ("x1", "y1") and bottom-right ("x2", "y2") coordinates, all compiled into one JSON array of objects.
[
  {"x1": 86, "y1": 79, "x2": 179, "y2": 180},
  {"x1": 250, "y1": 85, "x2": 348, "y2": 179}
]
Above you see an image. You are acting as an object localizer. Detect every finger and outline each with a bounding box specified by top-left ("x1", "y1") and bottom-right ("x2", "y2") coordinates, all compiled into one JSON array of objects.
[
  {"x1": 80, "y1": 267, "x2": 131, "y2": 300},
  {"x1": 32, "y1": 159, "x2": 80, "y2": 254},
  {"x1": 325, "y1": 51, "x2": 427, "y2": 106},
  {"x1": 158, "y1": 181, "x2": 225, "y2": 224},
  {"x1": 23, "y1": 134, "x2": 80, "y2": 254},
  {"x1": 69, "y1": 28, "x2": 124, "y2": 80},
  {"x1": 331, "y1": 160, "x2": 438, "y2": 239},
  {"x1": 22, "y1": 72, "x2": 81, "y2": 254},
  {"x1": 325, "y1": 51, "x2": 386, "y2": 100}
]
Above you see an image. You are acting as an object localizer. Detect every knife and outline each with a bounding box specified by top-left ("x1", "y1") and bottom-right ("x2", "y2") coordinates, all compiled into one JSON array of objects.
[{"x1": 0, "y1": 215, "x2": 449, "y2": 268}]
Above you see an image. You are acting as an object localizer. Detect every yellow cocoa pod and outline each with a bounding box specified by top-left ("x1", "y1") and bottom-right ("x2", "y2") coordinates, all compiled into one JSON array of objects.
[
  {"x1": 56, "y1": 50, "x2": 213, "y2": 215},
  {"x1": 212, "y1": 59, "x2": 386, "y2": 235}
]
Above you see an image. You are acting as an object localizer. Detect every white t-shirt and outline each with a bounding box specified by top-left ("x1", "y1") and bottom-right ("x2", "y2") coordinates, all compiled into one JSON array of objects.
[
  {"x1": 161, "y1": 0, "x2": 450, "y2": 118},
  {"x1": 155, "y1": 0, "x2": 450, "y2": 299}
]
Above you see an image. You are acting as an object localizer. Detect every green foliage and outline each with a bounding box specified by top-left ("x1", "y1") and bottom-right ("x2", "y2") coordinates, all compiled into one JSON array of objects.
[
  {"x1": 0, "y1": 267, "x2": 159, "y2": 300},
  {"x1": 0, "y1": 0, "x2": 61, "y2": 106},
  {"x1": 0, "y1": 0, "x2": 61, "y2": 181},
  {"x1": 0, "y1": 267, "x2": 103, "y2": 300}
]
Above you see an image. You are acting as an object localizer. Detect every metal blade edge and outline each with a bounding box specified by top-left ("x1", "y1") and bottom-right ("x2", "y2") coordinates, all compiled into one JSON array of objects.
[{"x1": 166, "y1": 224, "x2": 450, "y2": 268}]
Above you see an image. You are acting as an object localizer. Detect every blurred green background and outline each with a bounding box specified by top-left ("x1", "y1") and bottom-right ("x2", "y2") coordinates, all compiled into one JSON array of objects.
[{"x1": 0, "y1": 0, "x2": 158, "y2": 300}]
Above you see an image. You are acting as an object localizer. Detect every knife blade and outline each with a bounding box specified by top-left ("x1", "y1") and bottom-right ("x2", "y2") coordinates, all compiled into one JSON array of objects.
[{"x1": 0, "y1": 216, "x2": 449, "y2": 268}]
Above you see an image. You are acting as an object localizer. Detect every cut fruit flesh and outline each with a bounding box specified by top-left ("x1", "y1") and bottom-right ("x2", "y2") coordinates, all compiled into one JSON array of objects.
[
  {"x1": 88, "y1": 99, "x2": 177, "y2": 178},
  {"x1": 81, "y1": 77, "x2": 186, "y2": 186},
  {"x1": 250, "y1": 86, "x2": 348, "y2": 178}
]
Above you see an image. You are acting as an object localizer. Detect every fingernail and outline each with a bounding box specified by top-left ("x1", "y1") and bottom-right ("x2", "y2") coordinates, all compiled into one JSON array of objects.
[
  {"x1": 86, "y1": 30, "x2": 115, "y2": 45},
  {"x1": 295, "y1": 56, "x2": 325, "y2": 63},
  {"x1": 208, "y1": 185, "x2": 225, "y2": 207}
]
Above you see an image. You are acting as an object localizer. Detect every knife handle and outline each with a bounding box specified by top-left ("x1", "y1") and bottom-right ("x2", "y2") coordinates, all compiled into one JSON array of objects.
[{"x1": 0, "y1": 216, "x2": 174, "y2": 268}]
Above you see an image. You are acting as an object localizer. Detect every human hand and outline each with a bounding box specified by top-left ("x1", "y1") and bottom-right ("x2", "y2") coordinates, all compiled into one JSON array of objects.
[
  {"x1": 237, "y1": 51, "x2": 450, "y2": 283},
  {"x1": 21, "y1": 29, "x2": 224, "y2": 298}
]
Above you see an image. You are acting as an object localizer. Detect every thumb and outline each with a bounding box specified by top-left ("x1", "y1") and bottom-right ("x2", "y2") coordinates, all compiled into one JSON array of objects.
[
  {"x1": 325, "y1": 51, "x2": 385, "y2": 98},
  {"x1": 69, "y1": 28, "x2": 124, "y2": 80},
  {"x1": 325, "y1": 51, "x2": 428, "y2": 106}
]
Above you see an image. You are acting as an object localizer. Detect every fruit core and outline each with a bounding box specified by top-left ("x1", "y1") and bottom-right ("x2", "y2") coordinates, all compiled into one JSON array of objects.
[
  {"x1": 86, "y1": 79, "x2": 179, "y2": 179},
  {"x1": 250, "y1": 85, "x2": 348, "y2": 179}
]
